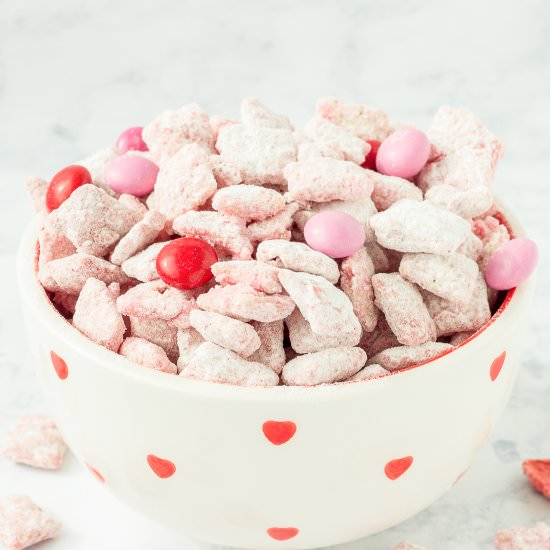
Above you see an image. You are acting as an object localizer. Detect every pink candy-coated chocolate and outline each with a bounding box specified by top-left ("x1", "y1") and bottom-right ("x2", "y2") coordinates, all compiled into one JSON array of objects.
[
  {"x1": 484, "y1": 237, "x2": 537, "y2": 290},
  {"x1": 304, "y1": 210, "x2": 365, "y2": 259},
  {"x1": 105, "y1": 155, "x2": 159, "y2": 197},
  {"x1": 376, "y1": 127, "x2": 430, "y2": 179},
  {"x1": 115, "y1": 127, "x2": 148, "y2": 154}
]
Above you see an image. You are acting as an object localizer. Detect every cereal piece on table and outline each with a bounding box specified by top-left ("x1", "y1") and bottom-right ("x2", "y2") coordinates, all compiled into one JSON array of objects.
[
  {"x1": 399, "y1": 252, "x2": 479, "y2": 303},
  {"x1": 129, "y1": 316, "x2": 179, "y2": 361},
  {"x1": 241, "y1": 97, "x2": 293, "y2": 131},
  {"x1": 119, "y1": 337, "x2": 177, "y2": 374},
  {"x1": 248, "y1": 320, "x2": 285, "y2": 374},
  {"x1": 211, "y1": 260, "x2": 283, "y2": 294},
  {"x1": 189, "y1": 309, "x2": 261, "y2": 357},
  {"x1": 118, "y1": 193, "x2": 148, "y2": 217},
  {"x1": 364, "y1": 240, "x2": 391, "y2": 273},
  {"x1": 216, "y1": 124, "x2": 297, "y2": 185},
  {"x1": 25, "y1": 176, "x2": 48, "y2": 214},
  {"x1": 286, "y1": 308, "x2": 360, "y2": 353},
  {"x1": 37, "y1": 221, "x2": 76, "y2": 270},
  {"x1": 73, "y1": 278, "x2": 126, "y2": 352},
  {"x1": 315, "y1": 97, "x2": 390, "y2": 141},
  {"x1": 182, "y1": 342, "x2": 279, "y2": 386},
  {"x1": 78, "y1": 147, "x2": 119, "y2": 194},
  {"x1": 423, "y1": 273, "x2": 491, "y2": 336},
  {"x1": 457, "y1": 231, "x2": 483, "y2": 261},
  {"x1": 248, "y1": 202, "x2": 300, "y2": 243},
  {"x1": 425, "y1": 184, "x2": 493, "y2": 219},
  {"x1": 449, "y1": 331, "x2": 475, "y2": 346},
  {"x1": 49, "y1": 184, "x2": 142, "y2": 256},
  {"x1": 523, "y1": 459, "x2": 550, "y2": 500},
  {"x1": 173, "y1": 211, "x2": 253, "y2": 260},
  {"x1": 197, "y1": 283, "x2": 295, "y2": 322},
  {"x1": 0, "y1": 495, "x2": 62, "y2": 550},
  {"x1": 340, "y1": 247, "x2": 378, "y2": 332},
  {"x1": 392, "y1": 543, "x2": 427, "y2": 550},
  {"x1": 369, "y1": 342, "x2": 453, "y2": 372},
  {"x1": 257, "y1": 239, "x2": 340, "y2": 284},
  {"x1": 2, "y1": 416, "x2": 66, "y2": 470},
  {"x1": 278, "y1": 269, "x2": 361, "y2": 340},
  {"x1": 370, "y1": 199, "x2": 471, "y2": 254},
  {"x1": 372, "y1": 273, "x2": 436, "y2": 346},
  {"x1": 142, "y1": 103, "x2": 215, "y2": 158},
  {"x1": 284, "y1": 158, "x2": 373, "y2": 203},
  {"x1": 121, "y1": 241, "x2": 165, "y2": 282},
  {"x1": 348, "y1": 364, "x2": 389, "y2": 381},
  {"x1": 110, "y1": 210, "x2": 166, "y2": 265},
  {"x1": 366, "y1": 170, "x2": 423, "y2": 211},
  {"x1": 177, "y1": 328, "x2": 204, "y2": 372},
  {"x1": 282, "y1": 347, "x2": 367, "y2": 386},
  {"x1": 360, "y1": 316, "x2": 400, "y2": 356},
  {"x1": 209, "y1": 155, "x2": 242, "y2": 187},
  {"x1": 212, "y1": 185, "x2": 285, "y2": 222},
  {"x1": 38, "y1": 253, "x2": 130, "y2": 294},
  {"x1": 494, "y1": 522, "x2": 550, "y2": 549}
]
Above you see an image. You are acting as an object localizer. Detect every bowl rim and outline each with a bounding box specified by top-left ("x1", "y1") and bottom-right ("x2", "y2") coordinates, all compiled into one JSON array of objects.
[{"x1": 17, "y1": 202, "x2": 534, "y2": 401}]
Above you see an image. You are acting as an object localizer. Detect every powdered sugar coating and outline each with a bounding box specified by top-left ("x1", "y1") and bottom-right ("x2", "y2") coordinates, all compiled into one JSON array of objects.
[
  {"x1": 369, "y1": 342, "x2": 453, "y2": 372},
  {"x1": 372, "y1": 273, "x2": 436, "y2": 346},
  {"x1": 360, "y1": 316, "x2": 400, "y2": 357},
  {"x1": 176, "y1": 328, "x2": 204, "y2": 372},
  {"x1": 248, "y1": 320, "x2": 286, "y2": 374},
  {"x1": 118, "y1": 193, "x2": 148, "y2": 217},
  {"x1": 0, "y1": 495, "x2": 62, "y2": 550},
  {"x1": 368, "y1": 172, "x2": 423, "y2": 212},
  {"x1": 257, "y1": 239, "x2": 340, "y2": 283},
  {"x1": 25, "y1": 176, "x2": 48, "y2": 214},
  {"x1": 476, "y1": 218, "x2": 511, "y2": 272},
  {"x1": 457, "y1": 231, "x2": 483, "y2": 261},
  {"x1": 348, "y1": 364, "x2": 389, "y2": 381},
  {"x1": 37, "y1": 222, "x2": 76, "y2": 270},
  {"x1": 212, "y1": 185, "x2": 285, "y2": 222},
  {"x1": 120, "y1": 241, "x2": 165, "y2": 282},
  {"x1": 282, "y1": 347, "x2": 367, "y2": 386},
  {"x1": 211, "y1": 260, "x2": 282, "y2": 294},
  {"x1": 449, "y1": 331, "x2": 475, "y2": 346},
  {"x1": 425, "y1": 184, "x2": 493, "y2": 219},
  {"x1": 2, "y1": 416, "x2": 66, "y2": 470},
  {"x1": 182, "y1": 342, "x2": 279, "y2": 386},
  {"x1": 241, "y1": 98, "x2": 293, "y2": 131},
  {"x1": 209, "y1": 155, "x2": 242, "y2": 187},
  {"x1": 364, "y1": 240, "x2": 391, "y2": 273},
  {"x1": 494, "y1": 522, "x2": 550, "y2": 549},
  {"x1": 119, "y1": 337, "x2": 177, "y2": 374},
  {"x1": 247, "y1": 202, "x2": 299, "y2": 243},
  {"x1": 129, "y1": 316, "x2": 179, "y2": 361}
]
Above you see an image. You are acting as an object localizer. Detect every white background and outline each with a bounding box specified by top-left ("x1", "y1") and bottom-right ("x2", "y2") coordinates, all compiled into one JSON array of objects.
[{"x1": 1, "y1": 1, "x2": 550, "y2": 548}]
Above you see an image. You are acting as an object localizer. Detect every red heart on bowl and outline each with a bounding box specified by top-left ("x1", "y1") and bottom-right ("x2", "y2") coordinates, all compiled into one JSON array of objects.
[
  {"x1": 147, "y1": 454, "x2": 176, "y2": 478},
  {"x1": 262, "y1": 421, "x2": 296, "y2": 445},
  {"x1": 50, "y1": 351, "x2": 68, "y2": 380},
  {"x1": 490, "y1": 351, "x2": 506, "y2": 381},
  {"x1": 384, "y1": 456, "x2": 413, "y2": 480},
  {"x1": 267, "y1": 527, "x2": 299, "y2": 541}
]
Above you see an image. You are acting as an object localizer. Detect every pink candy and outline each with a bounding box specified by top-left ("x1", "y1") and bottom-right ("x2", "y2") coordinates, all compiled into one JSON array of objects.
[
  {"x1": 105, "y1": 155, "x2": 159, "y2": 196},
  {"x1": 115, "y1": 126, "x2": 148, "y2": 154}
]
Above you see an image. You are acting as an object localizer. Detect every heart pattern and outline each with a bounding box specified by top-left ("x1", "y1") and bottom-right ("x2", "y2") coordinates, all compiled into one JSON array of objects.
[
  {"x1": 490, "y1": 351, "x2": 506, "y2": 381},
  {"x1": 262, "y1": 421, "x2": 296, "y2": 445},
  {"x1": 50, "y1": 351, "x2": 68, "y2": 380},
  {"x1": 85, "y1": 463, "x2": 105, "y2": 483},
  {"x1": 384, "y1": 456, "x2": 414, "y2": 480},
  {"x1": 147, "y1": 454, "x2": 176, "y2": 478},
  {"x1": 267, "y1": 527, "x2": 299, "y2": 541}
]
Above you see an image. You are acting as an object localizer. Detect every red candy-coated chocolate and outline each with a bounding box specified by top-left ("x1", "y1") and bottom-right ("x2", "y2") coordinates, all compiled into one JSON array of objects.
[
  {"x1": 361, "y1": 139, "x2": 381, "y2": 171},
  {"x1": 156, "y1": 238, "x2": 218, "y2": 290},
  {"x1": 45, "y1": 165, "x2": 92, "y2": 212}
]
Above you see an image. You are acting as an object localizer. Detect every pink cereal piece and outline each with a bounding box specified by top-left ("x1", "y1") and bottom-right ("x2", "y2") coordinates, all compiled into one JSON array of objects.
[
  {"x1": 366, "y1": 170, "x2": 423, "y2": 211},
  {"x1": 119, "y1": 337, "x2": 177, "y2": 374},
  {"x1": 107, "y1": 281, "x2": 121, "y2": 298},
  {"x1": 121, "y1": 241, "x2": 165, "y2": 282},
  {"x1": 52, "y1": 292, "x2": 78, "y2": 315},
  {"x1": 348, "y1": 364, "x2": 389, "y2": 381},
  {"x1": 247, "y1": 202, "x2": 300, "y2": 243},
  {"x1": 176, "y1": 328, "x2": 204, "y2": 372},
  {"x1": 142, "y1": 103, "x2": 215, "y2": 158},
  {"x1": 209, "y1": 155, "x2": 242, "y2": 187},
  {"x1": 73, "y1": 278, "x2": 126, "y2": 352},
  {"x1": 37, "y1": 220, "x2": 76, "y2": 270},
  {"x1": 417, "y1": 106, "x2": 503, "y2": 192},
  {"x1": 212, "y1": 185, "x2": 285, "y2": 222},
  {"x1": 340, "y1": 247, "x2": 378, "y2": 332},
  {"x1": 368, "y1": 342, "x2": 453, "y2": 372},
  {"x1": 248, "y1": 320, "x2": 286, "y2": 374},
  {"x1": 209, "y1": 115, "x2": 236, "y2": 144},
  {"x1": 457, "y1": 231, "x2": 483, "y2": 261},
  {"x1": 49, "y1": 184, "x2": 142, "y2": 256},
  {"x1": 286, "y1": 308, "x2": 360, "y2": 353},
  {"x1": 278, "y1": 269, "x2": 361, "y2": 340},
  {"x1": 399, "y1": 252, "x2": 479, "y2": 303},
  {"x1": 477, "y1": 222, "x2": 511, "y2": 272},
  {"x1": 173, "y1": 211, "x2": 254, "y2": 260},
  {"x1": 211, "y1": 260, "x2": 283, "y2": 294},
  {"x1": 372, "y1": 273, "x2": 436, "y2": 346},
  {"x1": 370, "y1": 199, "x2": 471, "y2": 254},
  {"x1": 241, "y1": 98, "x2": 294, "y2": 131},
  {"x1": 257, "y1": 239, "x2": 340, "y2": 284},
  {"x1": 110, "y1": 210, "x2": 165, "y2": 265},
  {"x1": 117, "y1": 193, "x2": 148, "y2": 217},
  {"x1": 304, "y1": 116, "x2": 370, "y2": 164},
  {"x1": 392, "y1": 543, "x2": 427, "y2": 550},
  {"x1": 364, "y1": 240, "x2": 391, "y2": 273},
  {"x1": 2, "y1": 416, "x2": 67, "y2": 470},
  {"x1": 315, "y1": 97, "x2": 390, "y2": 141},
  {"x1": 360, "y1": 316, "x2": 400, "y2": 356},
  {"x1": 189, "y1": 309, "x2": 260, "y2": 357},
  {"x1": 449, "y1": 331, "x2": 475, "y2": 346},
  {"x1": 284, "y1": 158, "x2": 374, "y2": 203},
  {"x1": 216, "y1": 124, "x2": 297, "y2": 185},
  {"x1": 423, "y1": 272, "x2": 491, "y2": 336},
  {"x1": 282, "y1": 347, "x2": 367, "y2": 386},
  {"x1": 425, "y1": 184, "x2": 493, "y2": 219},
  {"x1": 182, "y1": 342, "x2": 279, "y2": 386},
  {"x1": 197, "y1": 283, "x2": 295, "y2": 322},
  {"x1": 0, "y1": 495, "x2": 62, "y2": 550},
  {"x1": 25, "y1": 176, "x2": 48, "y2": 214},
  {"x1": 494, "y1": 522, "x2": 550, "y2": 549},
  {"x1": 77, "y1": 147, "x2": 119, "y2": 195},
  {"x1": 129, "y1": 316, "x2": 179, "y2": 361},
  {"x1": 38, "y1": 253, "x2": 130, "y2": 294},
  {"x1": 472, "y1": 215, "x2": 500, "y2": 240}
]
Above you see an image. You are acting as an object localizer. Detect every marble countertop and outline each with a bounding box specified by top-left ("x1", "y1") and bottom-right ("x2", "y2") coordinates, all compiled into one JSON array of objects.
[{"x1": 1, "y1": 1, "x2": 549, "y2": 548}]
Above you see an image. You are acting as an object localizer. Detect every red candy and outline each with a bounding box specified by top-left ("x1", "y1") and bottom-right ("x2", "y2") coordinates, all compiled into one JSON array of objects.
[
  {"x1": 361, "y1": 139, "x2": 381, "y2": 171},
  {"x1": 45, "y1": 165, "x2": 91, "y2": 212},
  {"x1": 156, "y1": 238, "x2": 218, "y2": 290}
]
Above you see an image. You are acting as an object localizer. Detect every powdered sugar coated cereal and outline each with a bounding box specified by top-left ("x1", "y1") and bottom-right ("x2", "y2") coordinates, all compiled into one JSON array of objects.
[
  {"x1": 248, "y1": 320, "x2": 286, "y2": 374},
  {"x1": 119, "y1": 337, "x2": 177, "y2": 374},
  {"x1": 359, "y1": 316, "x2": 400, "y2": 357},
  {"x1": 211, "y1": 260, "x2": 283, "y2": 294},
  {"x1": 348, "y1": 364, "x2": 389, "y2": 381},
  {"x1": 247, "y1": 202, "x2": 300, "y2": 243},
  {"x1": 241, "y1": 97, "x2": 293, "y2": 131},
  {"x1": 129, "y1": 316, "x2": 179, "y2": 361},
  {"x1": 176, "y1": 328, "x2": 204, "y2": 372},
  {"x1": 121, "y1": 241, "x2": 166, "y2": 282},
  {"x1": 368, "y1": 342, "x2": 453, "y2": 372},
  {"x1": 367, "y1": 171, "x2": 423, "y2": 211},
  {"x1": 425, "y1": 184, "x2": 493, "y2": 219},
  {"x1": 209, "y1": 155, "x2": 242, "y2": 187},
  {"x1": 212, "y1": 185, "x2": 285, "y2": 222},
  {"x1": 494, "y1": 522, "x2": 550, "y2": 550}
]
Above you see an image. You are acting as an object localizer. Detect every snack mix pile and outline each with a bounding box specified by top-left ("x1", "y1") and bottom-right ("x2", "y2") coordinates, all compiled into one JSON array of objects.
[{"x1": 26, "y1": 98, "x2": 537, "y2": 388}]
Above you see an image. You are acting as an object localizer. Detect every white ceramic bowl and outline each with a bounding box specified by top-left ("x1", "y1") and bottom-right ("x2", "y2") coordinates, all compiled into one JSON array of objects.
[{"x1": 17, "y1": 209, "x2": 534, "y2": 550}]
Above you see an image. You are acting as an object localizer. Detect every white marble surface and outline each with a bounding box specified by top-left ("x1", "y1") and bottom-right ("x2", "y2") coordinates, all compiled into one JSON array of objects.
[{"x1": 1, "y1": 0, "x2": 550, "y2": 548}]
